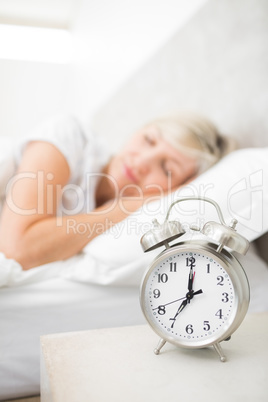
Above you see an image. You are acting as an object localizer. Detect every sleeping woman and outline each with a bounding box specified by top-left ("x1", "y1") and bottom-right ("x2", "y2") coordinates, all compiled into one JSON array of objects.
[{"x1": 0, "y1": 113, "x2": 234, "y2": 270}]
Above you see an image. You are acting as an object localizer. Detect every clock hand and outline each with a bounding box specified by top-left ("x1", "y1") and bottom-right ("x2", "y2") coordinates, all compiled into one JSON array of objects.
[
  {"x1": 188, "y1": 267, "x2": 195, "y2": 293},
  {"x1": 152, "y1": 289, "x2": 203, "y2": 311},
  {"x1": 170, "y1": 299, "x2": 188, "y2": 328},
  {"x1": 152, "y1": 295, "x2": 186, "y2": 310},
  {"x1": 192, "y1": 289, "x2": 203, "y2": 296},
  {"x1": 169, "y1": 288, "x2": 203, "y2": 329}
]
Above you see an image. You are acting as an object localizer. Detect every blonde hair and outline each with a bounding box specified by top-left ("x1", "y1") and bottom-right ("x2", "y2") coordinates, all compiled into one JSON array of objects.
[{"x1": 144, "y1": 112, "x2": 236, "y2": 174}]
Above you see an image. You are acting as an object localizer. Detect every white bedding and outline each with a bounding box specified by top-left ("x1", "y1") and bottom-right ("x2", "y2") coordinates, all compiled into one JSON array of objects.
[
  {"x1": 0, "y1": 140, "x2": 268, "y2": 400},
  {"x1": 0, "y1": 144, "x2": 268, "y2": 289},
  {"x1": 0, "y1": 279, "x2": 145, "y2": 400}
]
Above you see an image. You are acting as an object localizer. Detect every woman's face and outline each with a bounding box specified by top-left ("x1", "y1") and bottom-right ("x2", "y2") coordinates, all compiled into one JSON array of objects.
[{"x1": 107, "y1": 126, "x2": 197, "y2": 197}]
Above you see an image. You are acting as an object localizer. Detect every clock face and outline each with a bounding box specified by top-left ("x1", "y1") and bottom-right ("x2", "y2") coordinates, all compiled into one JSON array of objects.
[{"x1": 140, "y1": 244, "x2": 243, "y2": 348}]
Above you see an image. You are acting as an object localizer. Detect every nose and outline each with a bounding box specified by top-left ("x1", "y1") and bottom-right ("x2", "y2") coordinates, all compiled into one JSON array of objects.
[{"x1": 139, "y1": 161, "x2": 150, "y2": 176}]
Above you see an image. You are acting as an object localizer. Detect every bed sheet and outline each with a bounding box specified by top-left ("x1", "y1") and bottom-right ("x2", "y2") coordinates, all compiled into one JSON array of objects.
[{"x1": 0, "y1": 278, "x2": 145, "y2": 400}]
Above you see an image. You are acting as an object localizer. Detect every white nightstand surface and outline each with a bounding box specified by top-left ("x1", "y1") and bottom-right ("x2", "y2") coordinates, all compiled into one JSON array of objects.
[{"x1": 41, "y1": 313, "x2": 268, "y2": 402}]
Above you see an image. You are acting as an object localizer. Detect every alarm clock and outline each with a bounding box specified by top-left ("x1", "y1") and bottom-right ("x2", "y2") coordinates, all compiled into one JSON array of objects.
[{"x1": 140, "y1": 196, "x2": 250, "y2": 362}]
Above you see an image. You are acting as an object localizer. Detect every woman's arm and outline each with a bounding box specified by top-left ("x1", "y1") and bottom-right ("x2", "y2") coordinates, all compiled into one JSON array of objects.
[
  {"x1": 0, "y1": 141, "x2": 143, "y2": 270},
  {"x1": 0, "y1": 200, "x2": 140, "y2": 270}
]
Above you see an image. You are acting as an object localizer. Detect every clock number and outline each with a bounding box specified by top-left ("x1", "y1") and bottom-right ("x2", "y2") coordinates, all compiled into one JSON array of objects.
[
  {"x1": 157, "y1": 305, "x2": 166, "y2": 315},
  {"x1": 203, "y1": 320, "x2": 210, "y2": 331},
  {"x1": 207, "y1": 263, "x2": 210, "y2": 273},
  {"x1": 153, "y1": 289, "x2": 161, "y2": 298},
  {"x1": 222, "y1": 292, "x2": 229, "y2": 303},
  {"x1": 185, "y1": 324, "x2": 194, "y2": 334},
  {"x1": 186, "y1": 257, "x2": 196, "y2": 268},
  {"x1": 217, "y1": 276, "x2": 224, "y2": 286},
  {"x1": 169, "y1": 262, "x2": 177, "y2": 272},
  {"x1": 215, "y1": 309, "x2": 223, "y2": 319},
  {"x1": 158, "y1": 273, "x2": 168, "y2": 283}
]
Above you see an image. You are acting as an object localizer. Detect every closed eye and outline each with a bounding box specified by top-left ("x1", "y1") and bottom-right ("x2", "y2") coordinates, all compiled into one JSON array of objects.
[
  {"x1": 144, "y1": 134, "x2": 156, "y2": 146},
  {"x1": 161, "y1": 161, "x2": 171, "y2": 177}
]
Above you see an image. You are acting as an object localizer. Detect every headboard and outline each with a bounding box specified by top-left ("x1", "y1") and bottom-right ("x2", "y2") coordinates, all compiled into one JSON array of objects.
[
  {"x1": 92, "y1": 0, "x2": 268, "y2": 152},
  {"x1": 92, "y1": 0, "x2": 268, "y2": 262}
]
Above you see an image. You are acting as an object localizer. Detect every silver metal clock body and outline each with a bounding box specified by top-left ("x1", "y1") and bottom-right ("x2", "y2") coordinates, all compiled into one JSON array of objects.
[
  {"x1": 140, "y1": 240, "x2": 249, "y2": 352},
  {"x1": 139, "y1": 197, "x2": 250, "y2": 361}
]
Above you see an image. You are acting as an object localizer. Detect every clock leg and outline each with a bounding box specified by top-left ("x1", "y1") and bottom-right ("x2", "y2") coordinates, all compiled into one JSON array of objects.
[
  {"x1": 213, "y1": 342, "x2": 227, "y2": 362},
  {"x1": 154, "y1": 338, "x2": 166, "y2": 355}
]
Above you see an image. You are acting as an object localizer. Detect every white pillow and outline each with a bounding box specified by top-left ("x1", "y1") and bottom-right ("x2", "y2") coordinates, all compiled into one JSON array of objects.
[
  {"x1": 86, "y1": 147, "x2": 268, "y2": 263},
  {"x1": 80, "y1": 147, "x2": 268, "y2": 312}
]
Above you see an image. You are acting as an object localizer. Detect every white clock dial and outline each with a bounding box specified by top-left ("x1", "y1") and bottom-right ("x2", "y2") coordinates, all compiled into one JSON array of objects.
[{"x1": 141, "y1": 247, "x2": 239, "y2": 348}]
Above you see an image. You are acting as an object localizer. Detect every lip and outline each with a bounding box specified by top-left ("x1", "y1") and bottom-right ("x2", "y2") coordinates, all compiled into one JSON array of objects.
[{"x1": 123, "y1": 163, "x2": 138, "y2": 183}]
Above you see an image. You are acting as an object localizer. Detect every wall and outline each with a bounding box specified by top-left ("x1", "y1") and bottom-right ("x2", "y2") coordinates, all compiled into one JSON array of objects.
[
  {"x1": 0, "y1": 59, "x2": 75, "y2": 138},
  {"x1": 71, "y1": 0, "x2": 207, "y2": 128},
  {"x1": 92, "y1": 0, "x2": 268, "y2": 151},
  {"x1": 0, "y1": 0, "x2": 207, "y2": 139}
]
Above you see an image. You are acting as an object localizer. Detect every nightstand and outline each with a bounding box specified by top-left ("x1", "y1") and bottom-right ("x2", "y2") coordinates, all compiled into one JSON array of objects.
[{"x1": 41, "y1": 313, "x2": 268, "y2": 402}]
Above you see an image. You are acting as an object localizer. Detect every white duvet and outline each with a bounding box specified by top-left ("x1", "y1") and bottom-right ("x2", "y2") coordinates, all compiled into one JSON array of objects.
[{"x1": 0, "y1": 138, "x2": 268, "y2": 312}]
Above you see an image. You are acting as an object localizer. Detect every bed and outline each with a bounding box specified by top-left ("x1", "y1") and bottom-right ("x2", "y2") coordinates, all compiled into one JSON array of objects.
[{"x1": 1, "y1": 0, "x2": 268, "y2": 399}]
